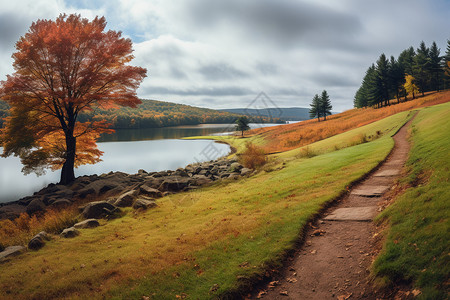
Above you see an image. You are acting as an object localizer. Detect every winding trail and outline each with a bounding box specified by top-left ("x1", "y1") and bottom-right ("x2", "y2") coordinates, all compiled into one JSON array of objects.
[{"x1": 253, "y1": 115, "x2": 415, "y2": 299}]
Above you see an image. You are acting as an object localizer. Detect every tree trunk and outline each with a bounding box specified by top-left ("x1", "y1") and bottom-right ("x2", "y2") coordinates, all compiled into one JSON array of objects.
[{"x1": 60, "y1": 133, "x2": 76, "y2": 185}]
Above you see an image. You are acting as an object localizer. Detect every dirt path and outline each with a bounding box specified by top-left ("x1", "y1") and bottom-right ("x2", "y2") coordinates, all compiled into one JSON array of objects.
[{"x1": 253, "y1": 116, "x2": 415, "y2": 300}]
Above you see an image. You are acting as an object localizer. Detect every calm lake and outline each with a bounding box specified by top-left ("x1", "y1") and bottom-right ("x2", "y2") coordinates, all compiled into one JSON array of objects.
[{"x1": 0, "y1": 123, "x2": 281, "y2": 203}]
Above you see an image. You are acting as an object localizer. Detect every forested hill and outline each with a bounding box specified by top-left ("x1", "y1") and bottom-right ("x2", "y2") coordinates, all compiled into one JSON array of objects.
[
  {"x1": 220, "y1": 107, "x2": 311, "y2": 121},
  {"x1": 0, "y1": 99, "x2": 283, "y2": 129}
]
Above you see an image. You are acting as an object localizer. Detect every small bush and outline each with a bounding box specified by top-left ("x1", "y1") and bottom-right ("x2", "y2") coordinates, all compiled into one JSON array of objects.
[
  {"x1": 296, "y1": 146, "x2": 317, "y2": 158},
  {"x1": 240, "y1": 143, "x2": 267, "y2": 169}
]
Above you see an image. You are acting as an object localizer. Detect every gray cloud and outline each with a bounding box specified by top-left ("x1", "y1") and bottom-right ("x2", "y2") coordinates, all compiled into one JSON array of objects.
[
  {"x1": 183, "y1": 0, "x2": 363, "y2": 49},
  {"x1": 146, "y1": 85, "x2": 254, "y2": 97},
  {"x1": 198, "y1": 63, "x2": 249, "y2": 81}
]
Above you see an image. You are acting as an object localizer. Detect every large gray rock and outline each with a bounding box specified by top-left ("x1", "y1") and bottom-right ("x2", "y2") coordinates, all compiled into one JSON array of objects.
[
  {"x1": 229, "y1": 162, "x2": 243, "y2": 172},
  {"x1": 139, "y1": 184, "x2": 163, "y2": 198},
  {"x1": 114, "y1": 190, "x2": 138, "y2": 207},
  {"x1": 160, "y1": 176, "x2": 192, "y2": 192},
  {"x1": 191, "y1": 175, "x2": 212, "y2": 186},
  {"x1": 81, "y1": 201, "x2": 119, "y2": 219},
  {"x1": 240, "y1": 168, "x2": 252, "y2": 176},
  {"x1": 28, "y1": 232, "x2": 49, "y2": 250},
  {"x1": 60, "y1": 227, "x2": 80, "y2": 238},
  {"x1": 0, "y1": 246, "x2": 25, "y2": 261},
  {"x1": 50, "y1": 199, "x2": 72, "y2": 209},
  {"x1": 26, "y1": 199, "x2": 46, "y2": 215},
  {"x1": 74, "y1": 219, "x2": 100, "y2": 229},
  {"x1": 133, "y1": 198, "x2": 157, "y2": 210}
]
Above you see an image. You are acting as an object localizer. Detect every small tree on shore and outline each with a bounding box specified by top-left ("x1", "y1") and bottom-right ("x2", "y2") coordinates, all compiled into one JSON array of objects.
[{"x1": 235, "y1": 116, "x2": 250, "y2": 137}]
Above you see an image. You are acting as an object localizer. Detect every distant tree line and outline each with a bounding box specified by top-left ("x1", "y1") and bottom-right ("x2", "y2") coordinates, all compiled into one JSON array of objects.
[
  {"x1": 309, "y1": 90, "x2": 333, "y2": 121},
  {"x1": 0, "y1": 99, "x2": 282, "y2": 129},
  {"x1": 354, "y1": 40, "x2": 450, "y2": 108}
]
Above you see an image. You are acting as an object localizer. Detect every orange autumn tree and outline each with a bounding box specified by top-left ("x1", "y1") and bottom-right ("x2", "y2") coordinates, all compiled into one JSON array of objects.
[{"x1": 0, "y1": 14, "x2": 147, "y2": 184}]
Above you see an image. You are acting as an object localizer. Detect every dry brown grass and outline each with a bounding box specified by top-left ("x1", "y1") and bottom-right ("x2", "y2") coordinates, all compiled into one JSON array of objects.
[
  {"x1": 249, "y1": 91, "x2": 450, "y2": 153},
  {"x1": 239, "y1": 142, "x2": 267, "y2": 169}
]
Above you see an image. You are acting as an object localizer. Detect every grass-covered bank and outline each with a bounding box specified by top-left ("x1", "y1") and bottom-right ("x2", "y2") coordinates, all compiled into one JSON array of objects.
[
  {"x1": 373, "y1": 102, "x2": 450, "y2": 299},
  {"x1": 0, "y1": 109, "x2": 413, "y2": 299}
]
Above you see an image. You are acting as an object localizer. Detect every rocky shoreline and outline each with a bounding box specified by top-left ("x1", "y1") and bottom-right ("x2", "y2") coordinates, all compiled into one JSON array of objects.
[{"x1": 0, "y1": 158, "x2": 252, "y2": 221}]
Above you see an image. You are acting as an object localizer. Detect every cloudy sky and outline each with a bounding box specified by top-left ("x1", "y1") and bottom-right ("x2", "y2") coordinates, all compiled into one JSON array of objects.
[{"x1": 0, "y1": 0, "x2": 449, "y2": 112}]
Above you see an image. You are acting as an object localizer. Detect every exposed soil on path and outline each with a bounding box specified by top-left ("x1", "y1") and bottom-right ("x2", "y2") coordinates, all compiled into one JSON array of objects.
[{"x1": 252, "y1": 116, "x2": 415, "y2": 300}]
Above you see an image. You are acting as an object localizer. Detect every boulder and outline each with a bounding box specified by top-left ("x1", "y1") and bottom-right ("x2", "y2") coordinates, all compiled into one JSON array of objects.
[
  {"x1": 28, "y1": 237, "x2": 45, "y2": 250},
  {"x1": 0, "y1": 246, "x2": 25, "y2": 261},
  {"x1": 139, "y1": 184, "x2": 163, "y2": 198},
  {"x1": 74, "y1": 219, "x2": 100, "y2": 229},
  {"x1": 26, "y1": 199, "x2": 46, "y2": 215},
  {"x1": 60, "y1": 227, "x2": 79, "y2": 238},
  {"x1": 114, "y1": 190, "x2": 138, "y2": 207},
  {"x1": 50, "y1": 199, "x2": 72, "y2": 209},
  {"x1": 191, "y1": 175, "x2": 212, "y2": 186},
  {"x1": 240, "y1": 168, "x2": 252, "y2": 176},
  {"x1": 133, "y1": 198, "x2": 157, "y2": 210},
  {"x1": 229, "y1": 162, "x2": 243, "y2": 172},
  {"x1": 160, "y1": 176, "x2": 192, "y2": 192},
  {"x1": 81, "y1": 201, "x2": 119, "y2": 219}
]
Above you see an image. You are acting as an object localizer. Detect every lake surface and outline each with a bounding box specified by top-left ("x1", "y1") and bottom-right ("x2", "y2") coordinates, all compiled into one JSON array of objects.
[{"x1": 0, "y1": 123, "x2": 282, "y2": 203}]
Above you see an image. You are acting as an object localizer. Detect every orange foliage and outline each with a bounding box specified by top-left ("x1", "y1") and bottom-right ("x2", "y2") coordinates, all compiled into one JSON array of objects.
[
  {"x1": 240, "y1": 143, "x2": 267, "y2": 169},
  {"x1": 0, "y1": 14, "x2": 146, "y2": 183},
  {"x1": 0, "y1": 206, "x2": 78, "y2": 247},
  {"x1": 250, "y1": 91, "x2": 450, "y2": 154}
]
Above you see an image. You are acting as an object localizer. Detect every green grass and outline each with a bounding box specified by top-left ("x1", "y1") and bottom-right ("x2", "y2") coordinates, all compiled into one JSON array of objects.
[
  {"x1": 0, "y1": 109, "x2": 418, "y2": 299},
  {"x1": 373, "y1": 102, "x2": 450, "y2": 299}
]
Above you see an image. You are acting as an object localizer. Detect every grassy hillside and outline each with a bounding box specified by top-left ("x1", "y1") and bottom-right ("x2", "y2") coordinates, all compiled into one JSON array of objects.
[
  {"x1": 373, "y1": 102, "x2": 450, "y2": 299},
  {"x1": 246, "y1": 91, "x2": 449, "y2": 154},
  {"x1": 0, "y1": 107, "x2": 413, "y2": 299}
]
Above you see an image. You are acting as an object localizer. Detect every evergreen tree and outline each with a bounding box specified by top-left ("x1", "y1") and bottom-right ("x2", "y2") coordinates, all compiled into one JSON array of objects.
[
  {"x1": 398, "y1": 47, "x2": 416, "y2": 101},
  {"x1": 376, "y1": 54, "x2": 391, "y2": 107},
  {"x1": 443, "y1": 40, "x2": 450, "y2": 89},
  {"x1": 429, "y1": 41, "x2": 443, "y2": 92},
  {"x1": 309, "y1": 94, "x2": 322, "y2": 121},
  {"x1": 389, "y1": 56, "x2": 405, "y2": 103},
  {"x1": 413, "y1": 41, "x2": 431, "y2": 96},
  {"x1": 235, "y1": 116, "x2": 250, "y2": 137},
  {"x1": 319, "y1": 90, "x2": 332, "y2": 121}
]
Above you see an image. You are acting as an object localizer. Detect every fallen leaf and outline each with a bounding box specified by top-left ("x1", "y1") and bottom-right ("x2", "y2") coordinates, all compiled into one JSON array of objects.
[
  {"x1": 268, "y1": 281, "x2": 279, "y2": 289},
  {"x1": 279, "y1": 290, "x2": 289, "y2": 296},
  {"x1": 286, "y1": 277, "x2": 297, "y2": 283},
  {"x1": 310, "y1": 250, "x2": 317, "y2": 254},
  {"x1": 256, "y1": 290, "x2": 267, "y2": 298},
  {"x1": 412, "y1": 289, "x2": 421, "y2": 296},
  {"x1": 337, "y1": 292, "x2": 353, "y2": 300}
]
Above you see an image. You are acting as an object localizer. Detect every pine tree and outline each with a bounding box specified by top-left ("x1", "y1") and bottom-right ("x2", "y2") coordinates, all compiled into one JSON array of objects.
[
  {"x1": 389, "y1": 56, "x2": 405, "y2": 103},
  {"x1": 319, "y1": 90, "x2": 332, "y2": 121},
  {"x1": 429, "y1": 42, "x2": 442, "y2": 92},
  {"x1": 443, "y1": 40, "x2": 450, "y2": 89},
  {"x1": 309, "y1": 94, "x2": 322, "y2": 121},
  {"x1": 398, "y1": 47, "x2": 416, "y2": 101},
  {"x1": 376, "y1": 54, "x2": 391, "y2": 107},
  {"x1": 413, "y1": 41, "x2": 431, "y2": 96}
]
